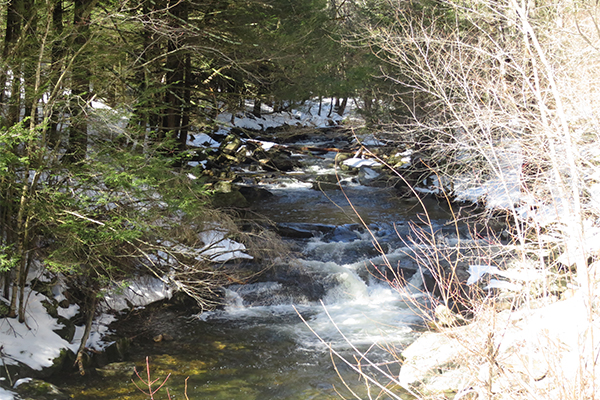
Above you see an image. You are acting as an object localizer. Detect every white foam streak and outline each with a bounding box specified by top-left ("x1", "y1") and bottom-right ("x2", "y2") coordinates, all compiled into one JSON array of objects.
[{"x1": 207, "y1": 258, "x2": 421, "y2": 350}]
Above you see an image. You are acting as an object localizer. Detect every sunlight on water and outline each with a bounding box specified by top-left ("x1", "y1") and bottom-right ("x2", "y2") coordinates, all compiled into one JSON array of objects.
[{"x1": 61, "y1": 137, "x2": 456, "y2": 400}]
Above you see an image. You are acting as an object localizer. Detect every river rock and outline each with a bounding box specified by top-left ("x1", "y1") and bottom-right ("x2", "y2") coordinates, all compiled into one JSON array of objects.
[
  {"x1": 312, "y1": 181, "x2": 343, "y2": 191},
  {"x1": 263, "y1": 150, "x2": 300, "y2": 171},
  {"x1": 103, "y1": 337, "x2": 131, "y2": 362},
  {"x1": 153, "y1": 333, "x2": 174, "y2": 342},
  {"x1": 275, "y1": 222, "x2": 337, "y2": 239},
  {"x1": 210, "y1": 184, "x2": 248, "y2": 208},
  {"x1": 357, "y1": 166, "x2": 380, "y2": 184},
  {"x1": 237, "y1": 186, "x2": 273, "y2": 203},
  {"x1": 324, "y1": 224, "x2": 364, "y2": 242},
  {"x1": 14, "y1": 378, "x2": 68, "y2": 400},
  {"x1": 96, "y1": 361, "x2": 136, "y2": 378},
  {"x1": 311, "y1": 173, "x2": 346, "y2": 191},
  {"x1": 220, "y1": 134, "x2": 243, "y2": 155},
  {"x1": 54, "y1": 315, "x2": 77, "y2": 343}
]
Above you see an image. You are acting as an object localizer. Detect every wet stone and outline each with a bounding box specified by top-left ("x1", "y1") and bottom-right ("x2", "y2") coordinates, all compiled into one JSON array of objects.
[{"x1": 95, "y1": 361, "x2": 136, "y2": 378}]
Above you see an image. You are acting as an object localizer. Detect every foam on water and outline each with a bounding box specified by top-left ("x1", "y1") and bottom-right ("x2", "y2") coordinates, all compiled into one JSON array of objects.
[{"x1": 198, "y1": 244, "x2": 425, "y2": 352}]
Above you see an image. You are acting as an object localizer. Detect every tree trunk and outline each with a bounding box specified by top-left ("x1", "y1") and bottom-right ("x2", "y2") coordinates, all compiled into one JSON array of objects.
[
  {"x1": 160, "y1": 0, "x2": 189, "y2": 162},
  {"x1": 21, "y1": 0, "x2": 37, "y2": 122},
  {"x1": 65, "y1": 0, "x2": 94, "y2": 163},
  {"x1": 253, "y1": 98, "x2": 262, "y2": 118},
  {"x1": 0, "y1": 0, "x2": 22, "y2": 115},
  {"x1": 335, "y1": 97, "x2": 347, "y2": 116},
  {"x1": 7, "y1": 77, "x2": 21, "y2": 127},
  {"x1": 327, "y1": 97, "x2": 335, "y2": 117},
  {"x1": 75, "y1": 293, "x2": 98, "y2": 375},
  {"x1": 48, "y1": 0, "x2": 65, "y2": 147},
  {"x1": 8, "y1": 181, "x2": 29, "y2": 318},
  {"x1": 17, "y1": 250, "x2": 32, "y2": 323},
  {"x1": 178, "y1": 52, "x2": 191, "y2": 152},
  {"x1": 130, "y1": 0, "x2": 162, "y2": 140}
]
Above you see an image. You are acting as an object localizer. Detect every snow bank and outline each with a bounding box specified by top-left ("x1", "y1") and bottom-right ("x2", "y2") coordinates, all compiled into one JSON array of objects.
[
  {"x1": 188, "y1": 98, "x2": 360, "y2": 150},
  {"x1": 102, "y1": 276, "x2": 173, "y2": 312},
  {"x1": 0, "y1": 275, "x2": 176, "y2": 397},
  {"x1": 0, "y1": 289, "x2": 112, "y2": 371},
  {"x1": 452, "y1": 141, "x2": 522, "y2": 209},
  {"x1": 400, "y1": 293, "x2": 598, "y2": 397},
  {"x1": 212, "y1": 99, "x2": 351, "y2": 133},
  {"x1": 0, "y1": 292, "x2": 73, "y2": 371}
]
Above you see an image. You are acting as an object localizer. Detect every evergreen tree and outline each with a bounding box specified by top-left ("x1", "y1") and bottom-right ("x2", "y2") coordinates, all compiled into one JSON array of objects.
[{"x1": 0, "y1": 0, "x2": 362, "y2": 346}]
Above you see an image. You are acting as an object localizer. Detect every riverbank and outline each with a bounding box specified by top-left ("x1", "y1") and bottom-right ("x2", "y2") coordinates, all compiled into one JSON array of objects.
[{"x1": 1, "y1": 98, "x2": 596, "y2": 399}]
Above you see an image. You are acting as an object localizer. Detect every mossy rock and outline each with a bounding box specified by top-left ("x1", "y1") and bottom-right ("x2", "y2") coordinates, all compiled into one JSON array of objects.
[
  {"x1": 264, "y1": 150, "x2": 300, "y2": 171},
  {"x1": 314, "y1": 174, "x2": 339, "y2": 184},
  {"x1": 29, "y1": 277, "x2": 56, "y2": 300},
  {"x1": 386, "y1": 151, "x2": 411, "y2": 167},
  {"x1": 213, "y1": 180, "x2": 234, "y2": 193},
  {"x1": 40, "y1": 299, "x2": 60, "y2": 319},
  {"x1": 219, "y1": 134, "x2": 242, "y2": 155},
  {"x1": 311, "y1": 181, "x2": 342, "y2": 191},
  {"x1": 15, "y1": 378, "x2": 68, "y2": 400},
  {"x1": 104, "y1": 337, "x2": 132, "y2": 362},
  {"x1": 44, "y1": 348, "x2": 76, "y2": 378},
  {"x1": 54, "y1": 315, "x2": 76, "y2": 343},
  {"x1": 211, "y1": 189, "x2": 248, "y2": 208},
  {"x1": 311, "y1": 174, "x2": 344, "y2": 191},
  {"x1": 96, "y1": 361, "x2": 136, "y2": 378}
]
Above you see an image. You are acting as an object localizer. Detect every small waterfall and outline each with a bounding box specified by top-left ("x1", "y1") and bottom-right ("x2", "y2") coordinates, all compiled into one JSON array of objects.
[{"x1": 200, "y1": 231, "x2": 428, "y2": 352}]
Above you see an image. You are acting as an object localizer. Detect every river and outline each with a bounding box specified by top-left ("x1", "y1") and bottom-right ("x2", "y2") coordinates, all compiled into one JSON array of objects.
[{"x1": 59, "y1": 128, "x2": 462, "y2": 399}]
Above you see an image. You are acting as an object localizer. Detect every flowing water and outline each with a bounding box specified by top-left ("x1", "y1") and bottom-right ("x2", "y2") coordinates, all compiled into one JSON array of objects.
[{"x1": 61, "y1": 131, "x2": 463, "y2": 399}]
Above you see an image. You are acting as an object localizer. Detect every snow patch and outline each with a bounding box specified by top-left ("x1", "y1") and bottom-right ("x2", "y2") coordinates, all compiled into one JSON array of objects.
[
  {"x1": 0, "y1": 289, "x2": 110, "y2": 371},
  {"x1": 452, "y1": 141, "x2": 522, "y2": 209},
  {"x1": 199, "y1": 229, "x2": 254, "y2": 263},
  {"x1": 102, "y1": 276, "x2": 172, "y2": 312},
  {"x1": 0, "y1": 388, "x2": 16, "y2": 400},
  {"x1": 343, "y1": 157, "x2": 382, "y2": 169}
]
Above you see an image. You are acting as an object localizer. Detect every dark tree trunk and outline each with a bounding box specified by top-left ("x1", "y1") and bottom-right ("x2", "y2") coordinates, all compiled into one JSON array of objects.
[
  {"x1": 253, "y1": 98, "x2": 262, "y2": 118},
  {"x1": 327, "y1": 97, "x2": 335, "y2": 118},
  {"x1": 160, "y1": 0, "x2": 189, "y2": 162},
  {"x1": 2, "y1": 0, "x2": 21, "y2": 60},
  {"x1": 2, "y1": 0, "x2": 23, "y2": 126},
  {"x1": 48, "y1": 0, "x2": 65, "y2": 146},
  {"x1": 66, "y1": 0, "x2": 94, "y2": 163},
  {"x1": 21, "y1": 0, "x2": 37, "y2": 122},
  {"x1": 7, "y1": 77, "x2": 21, "y2": 126},
  {"x1": 129, "y1": 0, "x2": 162, "y2": 139},
  {"x1": 335, "y1": 97, "x2": 347, "y2": 116},
  {"x1": 178, "y1": 52, "x2": 192, "y2": 152}
]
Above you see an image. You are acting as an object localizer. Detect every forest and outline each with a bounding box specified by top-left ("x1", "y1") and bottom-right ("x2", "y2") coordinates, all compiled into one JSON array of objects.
[
  {"x1": 0, "y1": 0, "x2": 384, "y2": 375},
  {"x1": 3, "y1": 0, "x2": 600, "y2": 398}
]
